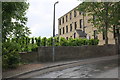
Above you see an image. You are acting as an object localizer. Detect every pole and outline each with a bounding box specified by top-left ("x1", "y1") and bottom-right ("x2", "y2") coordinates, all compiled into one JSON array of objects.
[
  {"x1": 116, "y1": 28, "x2": 120, "y2": 54},
  {"x1": 53, "y1": 1, "x2": 59, "y2": 62}
]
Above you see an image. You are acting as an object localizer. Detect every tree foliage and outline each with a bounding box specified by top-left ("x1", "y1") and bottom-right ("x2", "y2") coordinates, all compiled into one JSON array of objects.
[
  {"x1": 77, "y1": 2, "x2": 120, "y2": 44},
  {"x1": 2, "y1": 2, "x2": 31, "y2": 41}
]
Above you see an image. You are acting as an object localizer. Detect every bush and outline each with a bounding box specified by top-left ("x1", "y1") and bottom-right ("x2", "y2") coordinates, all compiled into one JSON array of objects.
[
  {"x1": 31, "y1": 44, "x2": 38, "y2": 52},
  {"x1": 59, "y1": 37, "x2": 68, "y2": 46},
  {"x1": 37, "y1": 37, "x2": 41, "y2": 46},
  {"x1": 82, "y1": 39, "x2": 89, "y2": 45},
  {"x1": 41, "y1": 37, "x2": 47, "y2": 46},
  {"x1": 55, "y1": 37, "x2": 60, "y2": 46},
  {"x1": 47, "y1": 37, "x2": 53, "y2": 46},
  {"x1": 88, "y1": 39, "x2": 99, "y2": 45},
  {"x1": 2, "y1": 42, "x2": 21, "y2": 69},
  {"x1": 68, "y1": 38, "x2": 76, "y2": 46},
  {"x1": 31, "y1": 37, "x2": 34, "y2": 44}
]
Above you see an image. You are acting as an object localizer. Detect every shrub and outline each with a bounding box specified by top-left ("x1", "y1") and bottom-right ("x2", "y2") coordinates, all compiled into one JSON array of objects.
[
  {"x1": 55, "y1": 37, "x2": 60, "y2": 46},
  {"x1": 2, "y1": 42, "x2": 21, "y2": 69},
  {"x1": 59, "y1": 37, "x2": 68, "y2": 46},
  {"x1": 88, "y1": 39, "x2": 99, "y2": 45},
  {"x1": 75, "y1": 38, "x2": 82, "y2": 46},
  {"x1": 83, "y1": 39, "x2": 89, "y2": 45},
  {"x1": 37, "y1": 37, "x2": 41, "y2": 46},
  {"x1": 94, "y1": 39, "x2": 99, "y2": 45},
  {"x1": 31, "y1": 37, "x2": 34, "y2": 44},
  {"x1": 68, "y1": 38, "x2": 76, "y2": 46},
  {"x1": 31, "y1": 44, "x2": 38, "y2": 52},
  {"x1": 47, "y1": 37, "x2": 53, "y2": 46},
  {"x1": 41, "y1": 37, "x2": 47, "y2": 46},
  {"x1": 35, "y1": 37, "x2": 38, "y2": 44}
]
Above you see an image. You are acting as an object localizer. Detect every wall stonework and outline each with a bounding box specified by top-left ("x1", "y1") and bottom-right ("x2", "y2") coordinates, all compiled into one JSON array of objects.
[
  {"x1": 19, "y1": 45, "x2": 117, "y2": 63},
  {"x1": 19, "y1": 52, "x2": 39, "y2": 63},
  {"x1": 38, "y1": 45, "x2": 117, "y2": 62}
]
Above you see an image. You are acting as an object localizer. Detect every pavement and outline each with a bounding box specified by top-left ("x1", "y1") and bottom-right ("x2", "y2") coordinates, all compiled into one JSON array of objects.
[
  {"x1": 95, "y1": 67, "x2": 118, "y2": 78},
  {"x1": 2, "y1": 55, "x2": 119, "y2": 78}
]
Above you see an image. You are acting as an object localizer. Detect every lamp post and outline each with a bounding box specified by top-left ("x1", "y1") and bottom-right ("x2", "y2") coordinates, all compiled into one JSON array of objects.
[
  {"x1": 53, "y1": 1, "x2": 59, "y2": 62},
  {"x1": 116, "y1": 28, "x2": 120, "y2": 54}
]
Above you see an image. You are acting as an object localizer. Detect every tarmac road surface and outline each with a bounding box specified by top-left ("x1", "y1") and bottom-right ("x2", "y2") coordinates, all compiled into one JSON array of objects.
[{"x1": 33, "y1": 59, "x2": 118, "y2": 78}]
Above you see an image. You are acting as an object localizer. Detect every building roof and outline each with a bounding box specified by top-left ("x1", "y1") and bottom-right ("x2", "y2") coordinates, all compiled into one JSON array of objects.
[
  {"x1": 75, "y1": 29, "x2": 87, "y2": 37},
  {"x1": 58, "y1": 3, "x2": 82, "y2": 19}
]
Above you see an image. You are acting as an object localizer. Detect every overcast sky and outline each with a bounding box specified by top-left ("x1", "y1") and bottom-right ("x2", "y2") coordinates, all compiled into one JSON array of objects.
[{"x1": 26, "y1": 0, "x2": 82, "y2": 38}]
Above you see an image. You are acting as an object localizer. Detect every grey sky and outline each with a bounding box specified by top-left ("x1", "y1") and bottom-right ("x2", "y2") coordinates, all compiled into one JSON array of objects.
[{"x1": 26, "y1": 0, "x2": 82, "y2": 38}]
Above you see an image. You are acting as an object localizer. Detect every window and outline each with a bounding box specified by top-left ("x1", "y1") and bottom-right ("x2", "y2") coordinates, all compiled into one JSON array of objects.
[
  {"x1": 62, "y1": 17, "x2": 64, "y2": 24},
  {"x1": 74, "y1": 22, "x2": 77, "y2": 30},
  {"x1": 59, "y1": 19, "x2": 61, "y2": 25},
  {"x1": 79, "y1": 12, "x2": 82, "y2": 15},
  {"x1": 66, "y1": 37, "x2": 68, "y2": 40},
  {"x1": 94, "y1": 30, "x2": 98, "y2": 39},
  {"x1": 66, "y1": 15, "x2": 68, "y2": 22},
  {"x1": 74, "y1": 10, "x2": 77, "y2": 17},
  {"x1": 103, "y1": 30, "x2": 105, "y2": 40},
  {"x1": 70, "y1": 24, "x2": 72, "y2": 31},
  {"x1": 74, "y1": 33, "x2": 76, "y2": 39},
  {"x1": 66, "y1": 25, "x2": 68, "y2": 33},
  {"x1": 80, "y1": 19, "x2": 82, "y2": 28},
  {"x1": 59, "y1": 29, "x2": 61, "y2": 35},
  {"x1": 70, "y1": 12, "x2": 72, "y2": 20},
  {"x1": 63, "y1": 27, "x2": 65, "y2": 34}
]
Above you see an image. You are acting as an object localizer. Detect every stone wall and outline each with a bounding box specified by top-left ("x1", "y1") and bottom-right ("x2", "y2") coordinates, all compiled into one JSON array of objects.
[
  {"x1": 38, "y1": 45, "x2": 117, "y2": 62},
  {"x1": 19, "y1": 52, "x2": 38, "y2": 63},
  {"x1": 19, "y1": 45, "x2": 117, "y2": 63}
]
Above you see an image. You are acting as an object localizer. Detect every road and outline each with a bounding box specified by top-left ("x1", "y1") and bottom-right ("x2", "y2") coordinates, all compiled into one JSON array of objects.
[{"x1": 33, "y1": 59, "x2": 118, "y2": 78}]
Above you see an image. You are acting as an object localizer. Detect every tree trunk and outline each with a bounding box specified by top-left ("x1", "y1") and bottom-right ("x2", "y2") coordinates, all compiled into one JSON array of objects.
[
  {"x1": 117, "y1": 28, "x2": 120, "y2": 54},
  {"x1": 104, "y1": 3, "x2": 109, "y2": 45}
]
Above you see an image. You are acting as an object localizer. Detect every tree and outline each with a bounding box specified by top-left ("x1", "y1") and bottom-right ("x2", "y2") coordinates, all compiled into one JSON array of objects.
[
  {"x1": 2, "y1": 2, "x2": 30, "y2": 69},
  {"x1": 2, "y1": 2, "x2": 30, "y2": 41},
  {"x1": 35, "y1": 37, "x2": 38, "y2": 44},
  {"x1": 77, "y1": 2, "x2": 120, "y2": 44},
  {"x1": 31, "y1": 37, "x2": 34, "y2": 44},
  {"x1": 37, "y1": 36, "x2": 41, "y2": 46}
]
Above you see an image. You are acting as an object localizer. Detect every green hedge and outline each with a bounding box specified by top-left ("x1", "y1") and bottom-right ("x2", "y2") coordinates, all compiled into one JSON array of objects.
[
  {"x1": 5, "y1": 37, "x2": 99, "y2": 52},
  {"x1": 3, "y1": 37, "x2": 99, "y2": 69},
  {"x1": 6, "y1": 37, "x2": 99, "y2": 52}
]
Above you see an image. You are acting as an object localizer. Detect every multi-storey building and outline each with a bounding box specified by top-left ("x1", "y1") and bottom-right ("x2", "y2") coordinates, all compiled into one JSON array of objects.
[{"x1": 58, "y1": 6, "x2": 116, "y2": 45}]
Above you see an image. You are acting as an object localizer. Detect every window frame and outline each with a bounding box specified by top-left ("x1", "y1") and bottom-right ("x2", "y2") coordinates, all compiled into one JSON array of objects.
[
  {"x1": 63, "y1": 27, "x2": 65, "y2": 34},
  {"x1": 66, "y1": 25, "x2": 68, "y2": 33},
  {"x1": 80, "y1": 19, "x2": 82, "y2": 28},
  {"x1": 70, "y1": 24, "x2": 72, "y2": 31},
  {"x1": 74, "y1": 22, "x2": 77, "y2": 30},
  {"x1": 74, "y1": 10, "x2": 77, "y2": 17}
]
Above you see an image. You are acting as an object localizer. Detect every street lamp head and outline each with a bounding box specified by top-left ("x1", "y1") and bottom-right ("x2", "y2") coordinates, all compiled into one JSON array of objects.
[
  {"x1": 56, "y1": 1, "x2": 59, "y2": 3},
  {"x1": 55, "y1": 1, "x2": 59, "y2": 4}
]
